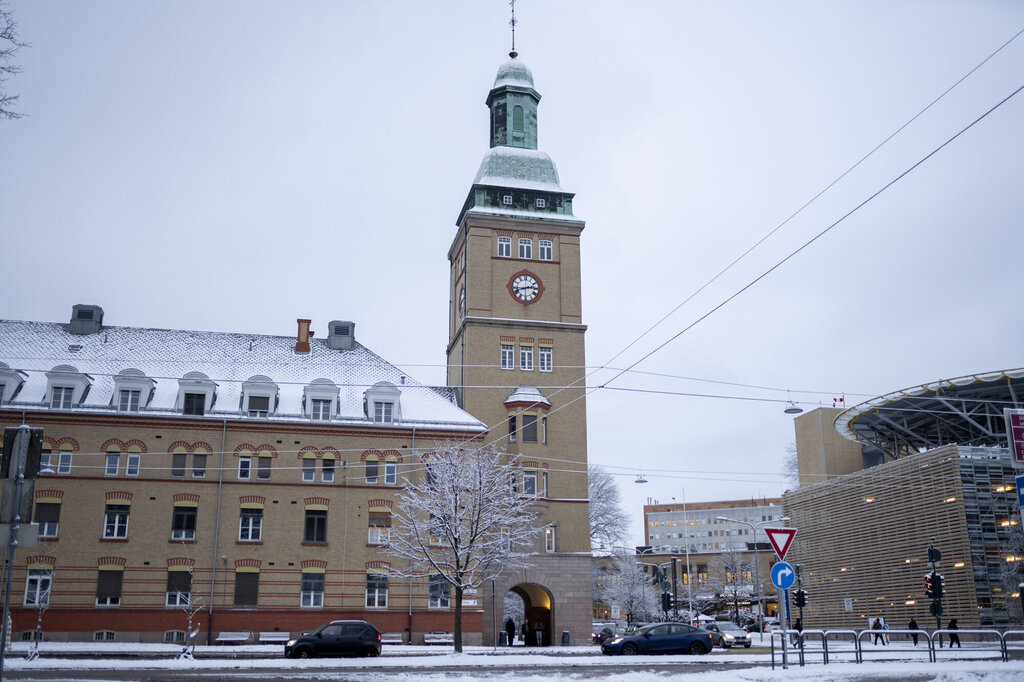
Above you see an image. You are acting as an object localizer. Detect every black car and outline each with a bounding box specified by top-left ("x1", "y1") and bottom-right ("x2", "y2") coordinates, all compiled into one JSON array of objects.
[
  {"x1": 601, "y1": 622, "x2": 713, "y2": 655},
  {"x1": 285, "y1": 620, "x2": 382, "y2": 658}
]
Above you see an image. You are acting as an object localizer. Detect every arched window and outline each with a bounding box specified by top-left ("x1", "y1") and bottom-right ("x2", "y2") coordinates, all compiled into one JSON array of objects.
[{"x1": 512, "y1": 105, "x2": 524, "y2": 132}]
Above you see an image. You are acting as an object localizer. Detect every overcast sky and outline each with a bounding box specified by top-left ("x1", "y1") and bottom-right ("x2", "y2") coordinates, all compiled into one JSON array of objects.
[{"x1": 2, "y1": 1, "x2": 1023, "y2": 545}]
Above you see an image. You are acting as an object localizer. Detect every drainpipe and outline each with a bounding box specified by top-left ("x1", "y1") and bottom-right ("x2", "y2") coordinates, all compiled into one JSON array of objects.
[
  {"x1": 408, "y1": 427, "x2": 416, "y2": 643},
  {"x1": 207, "y1": 419, "x2": 228, "y2": 645}
]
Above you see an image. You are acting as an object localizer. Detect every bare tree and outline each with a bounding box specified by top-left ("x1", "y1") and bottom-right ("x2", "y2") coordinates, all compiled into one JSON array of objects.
[
  {"x1": 0, "y1": 1, "x2": 27, "y2": 119},
  {"x1": 709, "y1": 548, "x2": 754, "y2": 624},
  {"x1": 383, "y1": 441, "x2": 540, "y2": 652},
  {"x1": 596, "y1": 553, "x2": 658, "y2": 625},
  {"x1": 588, "y1": 465, "x2": 630, "y2": 550},
  {"x1": 24, "y1": 549, "x2": 56, "y2": 661},
  {"x1": 170, "y1": 543, "x2": 205, "y2": 660},
  {"x1": 782, "y1": 441, "x2": 800, "y2": 490}
]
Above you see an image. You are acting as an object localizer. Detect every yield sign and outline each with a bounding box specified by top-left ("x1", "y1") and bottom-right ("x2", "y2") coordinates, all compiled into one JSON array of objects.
[{"x1": 764, "y1": 527, "x2": 797, "y2": 561}]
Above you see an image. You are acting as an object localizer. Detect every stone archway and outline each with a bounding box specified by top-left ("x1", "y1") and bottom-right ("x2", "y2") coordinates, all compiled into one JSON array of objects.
[{"x1": 509, "y1": 583, "x2": 553, "y2": 646}]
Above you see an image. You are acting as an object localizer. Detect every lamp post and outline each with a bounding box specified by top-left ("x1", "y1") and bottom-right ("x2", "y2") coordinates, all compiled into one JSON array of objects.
[{"x1": 716, "y1": 515, "x2": 789, "y2": 637}]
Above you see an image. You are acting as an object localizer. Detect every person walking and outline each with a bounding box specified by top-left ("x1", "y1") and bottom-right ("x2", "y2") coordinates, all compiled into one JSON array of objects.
[
  {"x1": 522, "y1": 621, "x2": 530, "y2": 646},
  {"x1": 505, "y1": 618, "x2": 516, "y2": 647},
  {"x1": 871, "y1": 618, "x2": 886, "y2": 645},
  {"x1": 535, "y1": 620, "x2": 544, "y2": 646},
  {"x1": 793, "y1": 618, "x2": 803, "y2": 647},
  {"x1": 908, "y1": 618, "x2": 919, "y2": 646},
  {"x1": 948, "y1": 619, "x2": 961, "y2": 648}
]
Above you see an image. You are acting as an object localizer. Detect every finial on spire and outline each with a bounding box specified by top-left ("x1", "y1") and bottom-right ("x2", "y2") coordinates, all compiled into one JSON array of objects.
[{"x1": 509, "y1": 0, "x2": 518, "y2": 59}]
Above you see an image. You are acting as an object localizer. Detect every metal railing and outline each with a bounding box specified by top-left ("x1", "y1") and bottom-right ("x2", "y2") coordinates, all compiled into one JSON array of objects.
[{"x1": 771, "y1": 627, "x2": 1011, "y2": 667}]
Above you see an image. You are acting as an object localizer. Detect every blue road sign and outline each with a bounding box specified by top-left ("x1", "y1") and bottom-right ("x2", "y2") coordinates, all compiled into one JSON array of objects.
[
  {"x1": 771, "y1": 561, "x2": 796, "y2": 590},
  {"x1": 1016, "y1": 474, "x2": 1024, "y2": 507}
]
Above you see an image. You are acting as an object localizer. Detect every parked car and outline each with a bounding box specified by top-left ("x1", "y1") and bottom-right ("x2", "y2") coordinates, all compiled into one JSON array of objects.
[
  {"x1": 285, "y1": 620, "x2": 382, "y2": 658},
  {"x1": 705, "y1": 621, "x2": 752, "y2": 648},
  {"x1": 601, "y1": 622, "x2": 713, "y2": 656},
  {"x1": 592, "y1": 622, "x2": 616, "y2": 644}
]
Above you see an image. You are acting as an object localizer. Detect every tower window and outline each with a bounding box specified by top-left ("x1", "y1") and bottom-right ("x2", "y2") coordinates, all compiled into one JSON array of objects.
[
  {"x1": 518, "y1": 238, "x2": 532, "y2": 260},
  {"x1": 512, "y1": 105, "x2": 524, "y2": 132},
  {"x1": 500, "y1": 344, "x2": 514, "y2": 370},
  {"x1": 497, "y1": 236, "x2": 511, "y2": 257},
  {"x1": 539, "y1": 239, "x2": 552, "y2": 261},
  {"x1": 503, "y1": 195, "x2": 513, "y2": 206},
  {"x1": 539, "y1": 346, "x2": 552, "y2": 372},
  {"x1": 536, "y1": 198, "x2": 546, "y2": 208},
  {"x1": 520, "y1": 345, "x2": 534, "y2": 371},
  {"x1": 522, "y1": 414, "x2": 538, "y2": 443}
]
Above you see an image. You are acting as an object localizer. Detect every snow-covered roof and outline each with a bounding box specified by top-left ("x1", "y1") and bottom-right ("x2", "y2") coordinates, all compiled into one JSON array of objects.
[
  {"x1": 0, "y1": 318, "x2": 485, "y2": 432},
  {"x1": 504, "y1": 385, "x2": 551, "y2": 407},
  {"x1": 492, "y1": 58, "x2": 535, "y2": 90},
  {"x1": 473, "y1": 147, "x2": 563, "y2": 192}
]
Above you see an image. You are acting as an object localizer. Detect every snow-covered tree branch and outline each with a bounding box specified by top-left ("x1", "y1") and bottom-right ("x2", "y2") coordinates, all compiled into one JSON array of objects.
[
  {"x1": 588, "y1": 465, "x2": 630, "y2": 550},
  {"x1": 382, "y1": 441, "x2": 540, "y2": 651},
  {"x1": 595, "y1": 553, "x2": 658, "y2": 625},
  {"x1": 0, "y1": 1, "x2": 27, "y2": 120}
]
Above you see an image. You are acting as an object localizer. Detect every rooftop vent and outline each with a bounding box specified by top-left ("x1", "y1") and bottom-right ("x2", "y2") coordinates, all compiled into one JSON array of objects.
[
  {"x1": 327, "y1": 320, "x2": 355, "y2": 351},
  {"x1": 70, "y1": 304, "x2": 104, "y2": 335}
]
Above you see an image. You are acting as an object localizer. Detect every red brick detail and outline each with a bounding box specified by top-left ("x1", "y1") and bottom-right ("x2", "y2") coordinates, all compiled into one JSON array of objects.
[
  {"x1": 53, "y1": 437, "x2": 79, "y2": 451},
  {"x1": 500, "y1": 335, "x2": 516, "y2": 343},
  {"x1": 298, "y1": 446, "x2": 321, "y2": 459},
  {"x1": 255, "y1": 444, "x2": 277, "y2": 458},
  {"x1": 235, "y1": 558, "x2": 261, "y2": 570},
  {"x1": 321, "y1": 447, "x2": 340, "y2": 459},
  {"x1": 496, "y1": 229, "x2": 515, "y2": 237},
  {"x1": 365, "y1": 561, "x2": 390, "y2": 571},
  {"x1": 367, "y1": 499, "x2": 393, "y2": 509},
  {"x1": 97, "y1": 556, "x2": 126, "y2": 568},
  {"x1": 538, "y1": 338, "x2": 554, "y2": 345},
  {"x1": 192, "y1": 441, "x2": 213, "y2": 453},
  {"x1": 518, "y1": 337, "x2": 535, "y2": 344},
  {"x1": 104, "y1": 491, "x2": 133, "y2": 503},
  {"x1": 233, "y1": 443, "x2": 256, "y2": 457},
  {"x1": 295, "y1": 318, "x2": 311, "y2": 353},
  {"x1": 304, "y1": 496, "x2": 330, "y2": 508},
  {"x1": 173, "y1": 493, "x2": 200, "y2": 505},
  {"x1": 301, "y1": 559, "x2": 328, "y2": 571},
  {"x1": 123, "y1": 439, "x2": 147, "y2": 452},
  {"x1": 34, "y1": 489, "x2": 64, "y2": 501},
  {"x1": 361, "y1": 450, "x2": 381, "y2": 462},
  {"x1": 101, "y1": 438, "x2": 125, "y2": 452},
  {"x1": 521, "y1": 461, "x2": 540, "y2": 468},
  {"x1": 238, "y1": 495, "x2": 265, "y2": 507},
  {"x1": 167, "y1": 440, "x2": 193, "y2": 453},
  {"x1": 26, "y1": 554, "x2": 55, "y2": 568},
  {"x1": 167, "y1": 557, "x2": 195, "y2": 569}
]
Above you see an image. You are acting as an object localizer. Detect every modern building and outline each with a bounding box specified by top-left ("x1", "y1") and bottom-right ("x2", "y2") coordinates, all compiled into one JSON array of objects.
[
  {"x1": 784, "y1": 369, "x2": 1024, "y2": 629},
  {"x1": 445, "y1": 50, "x2": 592, "y2": 646}
]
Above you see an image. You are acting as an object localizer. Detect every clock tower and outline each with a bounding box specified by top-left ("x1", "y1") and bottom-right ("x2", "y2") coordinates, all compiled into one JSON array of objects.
[{"x1": 446, "y1": 53, "x2": 591, "y2": 645}]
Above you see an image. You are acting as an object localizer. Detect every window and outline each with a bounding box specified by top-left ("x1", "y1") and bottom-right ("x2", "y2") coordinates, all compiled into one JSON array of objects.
[
  {"x1": 497, "y1": 236, "x2": 511, "y2": 257},
  {"x1": 96, "y1": 570, "x2": 123, "y2": 606},
  {"x1": 536, "y1": 198, "x2": 547, "y2": 209},
  {"x1": 24, "y1": 570, "x2": 52, "y2": 606},
  {"x1": 105, "y1": 452, "x2": 119, "y2": 476},
  {"x1": 311, "y1": 399, "x2": 331, "y2": 420},
  {"x1": 95, "y1": 630, "x2": 116, "y2": 641},
  {"x1": 522, "y1": 414, "x2": 538, "y2": 443},
  {"x1": 234, "y1": 572, "x2": 258, "y2": 607},
  {"x1": 523, "y1": 470, "x2": 538, "y2": 496},
  {"x1": 166, "y1": 571, "x2": 191, "y2": 606},
  {"x1": 57, "y1": 449, "x2": 72, "y2": 474},
  {"x1": 171, "y1": 452, "x2": 186, "y2": 478},
  {"x1": 518, "y1": 238, "x2": 532, "y2": 259},
  {"x1": 35, "y1": 502, "x2": 60, "y2": 538},
  {"x1": 126, "y1": 453, "x2": 140, "y2": 476},
  {"x1": 304, "y1": 509, "x2": 327, "y2": 544},
  {"x1": 366, "y1": 458, "x2": 379, "y2": 485},
  {"x1": 50, "y1": 386, "x2": 73, "y2": 409},
  {"x1": 163, "y1": 631, "x2": 185, "y2": 644},
  {"x1": 545, "y1": 526, "x2": 556, "y2": 553},
  {"x1": 171, "y1": 507, "x2": 197, "y2": 541},
  {"x1": 384, "y1": 459, "x2": 397, "y2": 485},
  {"x1": 301, "y1": 573, "x2": 324, "y2": 608},
  {"x1": 539, "y1": 239, "x2": 552, "y2": 259},
  {"x1": 182, "y1": 392, "x2": 205, "y2": 416},
  {"x1": 257, "y1": 456, "x2": 272, "y2": 480},
  {"x1": 508, "y1": 415, "x2": 516, "y2": 443},
  {"x1": 191, "y1": 453, "x2": 205, "y2": 478},
  {"x1": 502, "y1": 194, "x2": 513, "y2": 206},
  {"x1": 239, "y1": 509, "x2": 262, "y2": 541},
  {"x1": 322, "y1": 458, "x2": 335, "y2": 483},
  {"x1": 429, "y1": 574, "x2": 450, "y2": 608},
  {"x1": 512, "y1": 105, "x2": 524, "y2": 132},
  {"x1": 366, "y1": 573, "x2": 388, "y2": 608},
  {"x1": 103, "y1": 504, "x2": 130, "y2": 539},
  {"x1": 373, "y1": 401, "x2": 393, "y2": 423},
  {"x1": 40, "y1": 447, "x2": 51, "y2": 474},
  {"x1": 520, "y1": 345, "x2": 533, "y2": 371},
  {"x1": 539, "y1": 346, "x2": 552, "y2": 372},
  {"x1": 368, "y1": 512, "x2": 390, "y2": 544},
  {"x1": 302, "y1": 458, "x2": 316, "y2": 483},
  {"x1": 118, "y1": 389, "x2": 140, "y2": 412},
  {"x1": 247, "y1": 395, "x2": 269, "y2": 418},
  {"x1": 238, "y1": 456, "x2": 251, "y2": 480},
  {"x1": 541, "y1": 416, "x2": 547, "y2": 444},
  {"x1": 501, "y1": 344, "x2": 515, "y2": 370}
]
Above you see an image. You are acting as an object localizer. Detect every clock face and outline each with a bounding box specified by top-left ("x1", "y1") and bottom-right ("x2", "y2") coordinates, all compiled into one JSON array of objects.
[{"x1": 511, "y1": 274, "x2": 540, "y2": 301}]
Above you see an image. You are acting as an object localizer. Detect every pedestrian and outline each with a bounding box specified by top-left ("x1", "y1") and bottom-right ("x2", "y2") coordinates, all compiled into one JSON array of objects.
[
  {"x1": 522, "y1": 621, "x2": 530, "y2": 646},
  {"x1": 793, "y1": 618, "x2": 803, "y2": 647},
  {"x1": 535, "y1": 620, "x2": 544, "y2": 646},
  {"x1": 908, "y1": 618, "x2": 919, "y2": 646},
  {"x1": 882, "y1": 621, "x2": 890, "y2": 644},
  {"x1": 871, "y1": 618, "x2": 885, "y2": 645},
  {"x1": 505, "y1": 618, "x2": 516, "y2": 647},
  {"x1": 948, "y1": 619, "x2": 961, "y2": 648}
]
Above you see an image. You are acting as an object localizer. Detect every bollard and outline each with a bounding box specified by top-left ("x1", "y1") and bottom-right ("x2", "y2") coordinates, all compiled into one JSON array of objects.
[
  {"x1": 499, "y1": 631, "x2": 508, "y2": 646},
  {"x1": 561, "y1": 631, "x2": 570, "y2": 646}
]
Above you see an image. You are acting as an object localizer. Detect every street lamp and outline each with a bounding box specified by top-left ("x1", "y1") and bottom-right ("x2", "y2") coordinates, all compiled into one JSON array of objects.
[{"x1": 716, "y1": 515, "x2": 789, "y2": 637}]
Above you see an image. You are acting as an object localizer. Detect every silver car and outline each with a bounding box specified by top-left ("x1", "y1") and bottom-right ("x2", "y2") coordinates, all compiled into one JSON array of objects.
[{"x1": 705, "y1": 621, "x2": 752, "y2": 648}]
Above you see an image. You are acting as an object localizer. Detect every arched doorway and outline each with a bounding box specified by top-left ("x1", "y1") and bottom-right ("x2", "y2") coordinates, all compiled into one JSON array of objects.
[{"x1": 508, "y1": 583, "x2": 553, "y2": 646}]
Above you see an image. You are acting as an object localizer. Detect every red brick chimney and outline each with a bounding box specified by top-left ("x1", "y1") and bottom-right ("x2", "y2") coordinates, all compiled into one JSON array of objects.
[{"x1": 295, "y1": 319, "x2": 312, "y2": 353}]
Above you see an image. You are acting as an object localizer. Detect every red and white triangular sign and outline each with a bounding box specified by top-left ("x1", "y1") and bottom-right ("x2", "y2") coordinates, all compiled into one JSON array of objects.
[{"x1": 764, "y1": 527, "x2": 797, "y2": 561}]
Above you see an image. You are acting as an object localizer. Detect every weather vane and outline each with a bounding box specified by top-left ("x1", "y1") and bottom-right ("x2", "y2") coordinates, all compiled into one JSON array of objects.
[{"x1": 509, "y1": 0, "x2": 518, "y2": 58}]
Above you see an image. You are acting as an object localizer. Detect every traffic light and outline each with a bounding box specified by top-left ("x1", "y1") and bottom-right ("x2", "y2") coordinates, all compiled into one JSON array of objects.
[
  {"x1": 793, "y1": 589, "x2": 808, "y2": 608},
  {"x1": 661, "y1": 592, "x2": 672, "y2": 612},
  {"x1": 936, "y1": 573, "x2": 946, "y2": 598},
  {"x1": 924, "y1": 573, "x2": 935, "y2": 599}
]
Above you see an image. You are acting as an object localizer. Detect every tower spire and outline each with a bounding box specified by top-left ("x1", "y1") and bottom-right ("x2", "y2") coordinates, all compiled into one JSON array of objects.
[{"x1": 509, "y1": 0, "x2": 518, "y2": 58}]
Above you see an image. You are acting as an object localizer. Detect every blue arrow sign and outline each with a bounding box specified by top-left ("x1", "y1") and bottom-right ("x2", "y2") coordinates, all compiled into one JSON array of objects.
[
  {"x1": 1016, "y1": 474, "x2": 1024, "y2": 508},
  {"x1": 771, "y1": 561, "x2": 796, "y2": 590}
]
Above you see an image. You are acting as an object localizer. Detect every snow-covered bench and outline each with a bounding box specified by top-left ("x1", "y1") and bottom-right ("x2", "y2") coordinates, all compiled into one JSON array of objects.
[
  {"x1": 259, "y1": 631, "x2": 290, "y2": 643},
  {"x1": 381, "y1": 632, "x2": 404, "y2": 644},
  {"x1": 215, "y1": 631, "x2": 251, "y2": 644},
  {"x1": 424, "y1": 631, "x2": 454, "y2": 645}
]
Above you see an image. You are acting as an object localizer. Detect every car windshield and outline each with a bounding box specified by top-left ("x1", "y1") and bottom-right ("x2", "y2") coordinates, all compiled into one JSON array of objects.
[{"x1": 718, "y1": 622, "x2": 745, "y2": 633}]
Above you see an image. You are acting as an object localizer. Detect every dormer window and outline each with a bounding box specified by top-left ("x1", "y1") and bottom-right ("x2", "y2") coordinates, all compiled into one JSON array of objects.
[
  {"x1": 303, "y1": 378, "x2": 340, "y2": 421},
  {"x1": 503, "y1": 195, "x2": 513, "y2": 205},
  {"x1": 241, "y1": 376, "x2": 278, "y2": 419},
  {"x1": 176, "y1": 372, "x2": 216, "y2": 416},
  {"x1": 0, "y1": 363, "x2": 25, "y2": 404},
  {"x1": 363, "y1": 382, "x2": 401, "y2": 424},
  {"x1": 112, "y1": 369, "x2": 154, "y2": 413},
  {"x1": 45, "y1": 365, "x2": 90, "y2": 410}
]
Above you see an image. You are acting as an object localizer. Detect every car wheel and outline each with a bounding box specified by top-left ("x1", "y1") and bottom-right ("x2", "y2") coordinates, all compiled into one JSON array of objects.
[
  {"x1": 621, "y1": 643, "x2": 639, "y2": 656},
  {"x1": 688, "y1": 641, "x2": 707, "y2": 655},
  {"x1": 363, "y1": 646, "x2": 380, "y2": 658},
  {"x1": 294, "y1": 647, "x2": 314, "y2": 659}
]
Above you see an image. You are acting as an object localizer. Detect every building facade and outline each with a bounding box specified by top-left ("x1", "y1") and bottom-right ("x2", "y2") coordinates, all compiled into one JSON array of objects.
[{"x1": 445, "y1": 53, "x2": 593, "y2": 646}]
